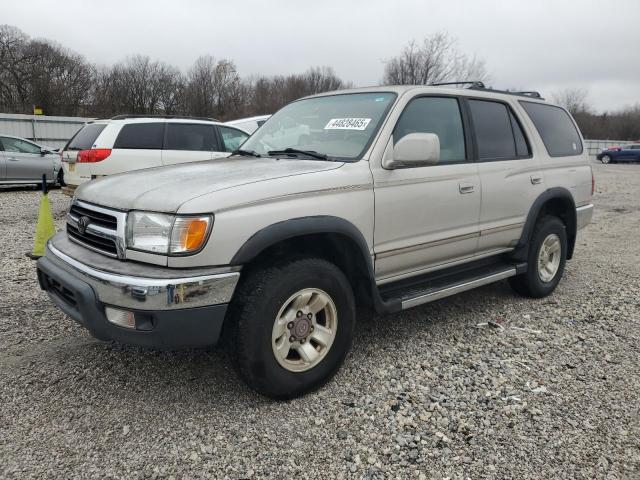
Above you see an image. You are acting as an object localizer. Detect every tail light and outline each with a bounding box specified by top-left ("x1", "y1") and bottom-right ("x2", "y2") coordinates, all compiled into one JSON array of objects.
[
  {"x1": 77, "y1": 149, "x2": 111, "y2": 163},
  {"x1": 591, "y1": 166, "x2": 595, "y2": 196}
]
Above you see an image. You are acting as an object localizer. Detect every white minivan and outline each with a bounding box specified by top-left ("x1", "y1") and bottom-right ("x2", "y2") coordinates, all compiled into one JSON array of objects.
[
  {"x1": 61, "y1": 116, "x2": 250, "y2": 190},
  {"x1": 224, "y1": 115, "x2": 271, "y2": 134}
]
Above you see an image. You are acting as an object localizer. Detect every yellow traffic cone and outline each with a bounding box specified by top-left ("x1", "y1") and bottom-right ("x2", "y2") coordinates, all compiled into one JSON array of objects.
[{"x1": 28, "y1": 175, "x2": 56, "y2": 259}]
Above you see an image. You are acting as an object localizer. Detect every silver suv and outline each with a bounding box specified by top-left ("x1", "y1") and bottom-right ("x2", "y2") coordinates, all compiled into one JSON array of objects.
[{"x1": 37, "y1": 84, "x2": 594, "y2": 399}]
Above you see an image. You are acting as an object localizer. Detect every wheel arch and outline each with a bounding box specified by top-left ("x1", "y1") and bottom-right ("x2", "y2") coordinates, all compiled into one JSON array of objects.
[
  {"x1": 513, "y1": 187, "x2": 577, "y2": 261},
  {"x1": 230, "y1": 216, "x2": 398, "y2": 314}
]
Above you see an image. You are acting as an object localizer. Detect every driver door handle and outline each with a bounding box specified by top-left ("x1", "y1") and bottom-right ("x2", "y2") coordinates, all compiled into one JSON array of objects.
[{"x1": 7, "y1": 157, "x2": 18, "y2": 161}]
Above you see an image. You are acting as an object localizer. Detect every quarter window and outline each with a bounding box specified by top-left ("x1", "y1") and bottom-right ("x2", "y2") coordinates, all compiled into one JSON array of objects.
[
  {"x1": 218, "y1": 126, "x2": 249, "y2": 152},
  {"x1": 113, "y1": 123, "x2": 164, "y2": 150},
  {"x1": 520, "y1": 101, "x2": 583, "y2": 157},
  {"x1": 393, "y1": 97, "x2": 466, "y2": 163},
  {"x1": 468, "y1": 100, "x2": 527, "y2": 160},
  {"x1": 165, "y1": 123, "x2": 217, "y2": 151}
]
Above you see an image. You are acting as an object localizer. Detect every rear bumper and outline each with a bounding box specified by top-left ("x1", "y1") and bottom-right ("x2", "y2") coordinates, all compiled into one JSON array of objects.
[
  {"x1": 37, "y1": 241, "x2": 239, "y2": 348},
  {"x1": 576, "y1": 204, "x2": 594, "y2": 230}
]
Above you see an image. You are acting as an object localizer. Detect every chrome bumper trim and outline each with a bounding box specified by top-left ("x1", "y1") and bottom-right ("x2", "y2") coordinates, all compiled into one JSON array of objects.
[
  {"x1": 46, "y1": 243, "x2": 240, "y2": 311},
  {"x1": 576, "y1": 204, "x2": 594, "y2": 230}
]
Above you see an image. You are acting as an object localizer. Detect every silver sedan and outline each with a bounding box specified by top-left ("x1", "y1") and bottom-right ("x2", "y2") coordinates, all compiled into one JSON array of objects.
[{"x1": 0, "y1": 135, "x2": 63, "y2": 186}]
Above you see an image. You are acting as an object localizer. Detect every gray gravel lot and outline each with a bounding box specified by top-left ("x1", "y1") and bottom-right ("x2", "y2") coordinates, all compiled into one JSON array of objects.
[{"x1": 1, "y1": 163, "x2": 639, "y2": 479}]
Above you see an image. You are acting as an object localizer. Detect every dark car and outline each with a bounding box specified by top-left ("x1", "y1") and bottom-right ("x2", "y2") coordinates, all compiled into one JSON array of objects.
[{"x1": 596, "y1": 144, "x2": 640, "y2": 164}]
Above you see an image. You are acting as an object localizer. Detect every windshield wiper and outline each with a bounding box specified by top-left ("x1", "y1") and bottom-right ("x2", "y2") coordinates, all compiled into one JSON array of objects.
[
  {"x1": 230, "y1": 148, "x2": 261, "y2": 158},
  {"x1": 267, "y1": 148, "x2": 329, "y2": 160}
]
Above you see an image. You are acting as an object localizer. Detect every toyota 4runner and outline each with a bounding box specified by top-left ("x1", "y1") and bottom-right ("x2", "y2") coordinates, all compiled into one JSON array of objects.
[{"x1": 37, "y1": 84, "x2": 594, "y2": 399}]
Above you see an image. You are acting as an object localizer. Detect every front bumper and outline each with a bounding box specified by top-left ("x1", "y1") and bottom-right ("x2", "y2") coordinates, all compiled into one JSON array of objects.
[{"x1": 37, "y1": 240, "x2": 240, "y2": 348}]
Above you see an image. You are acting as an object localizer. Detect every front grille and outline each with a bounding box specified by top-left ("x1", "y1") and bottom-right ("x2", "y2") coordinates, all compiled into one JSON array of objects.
[
  {"x1": 67, "y1": 223, "x2": 119, "y2": 256},
  {"x1": 66, "y1": 201, "x2": 124, "y2": 258},
  {"x1": 69, "y1": 204, "x2": 117, "y2": 229}
]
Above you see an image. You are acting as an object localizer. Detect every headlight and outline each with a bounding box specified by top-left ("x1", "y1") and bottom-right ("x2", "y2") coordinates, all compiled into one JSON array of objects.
[{"x1": 126, "y1": 211, "x2": 212, "y2": 255}]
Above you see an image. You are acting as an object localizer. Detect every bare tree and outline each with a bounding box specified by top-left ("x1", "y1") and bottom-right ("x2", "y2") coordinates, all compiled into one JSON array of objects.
[
  {"x1": 90, "y1": 55, "x2": 183, "y2": 116},
  {"x1": 382, "y1": 32, "x2": 489, "y2": 85},
  {"x1": 182, "y1": 55, "x2": 242, "y2": 119},
  {"x1": 0, "y1": 25, "x2": 33, "y2": 111},
  {"x1": 26, "y1": 40, "x2": 94, "y2": 115},
  {"x1": 551, "y1": 87, "x2": 590, "y2": 115},
  {"x1": 244, "y1": 66, "x2": 348, "y2": 118}
]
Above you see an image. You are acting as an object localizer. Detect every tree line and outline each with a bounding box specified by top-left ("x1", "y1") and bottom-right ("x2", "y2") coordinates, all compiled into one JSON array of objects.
[
  {"x1": 552, "y1": 88, "x2": 640, "y2": 141},
  {"x1": 1, "y1": 24, "x2": 638, "y2": 140},
  {"x1": 0, "y1": 25, "x2": 348, "y2": 121}
]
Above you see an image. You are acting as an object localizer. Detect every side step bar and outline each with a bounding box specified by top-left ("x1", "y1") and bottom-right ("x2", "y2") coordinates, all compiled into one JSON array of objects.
[
  {"x1": 377, "y1": 257, "x2": 527, "y2": 313},
  {"x1": 401, "y1": 267, "x2": 516, "y2": 309}
]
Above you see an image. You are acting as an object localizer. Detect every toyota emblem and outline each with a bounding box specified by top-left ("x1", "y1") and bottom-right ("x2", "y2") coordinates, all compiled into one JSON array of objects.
[{"x1": 77, "y1": 216, "x2": 91, "y2": 235}]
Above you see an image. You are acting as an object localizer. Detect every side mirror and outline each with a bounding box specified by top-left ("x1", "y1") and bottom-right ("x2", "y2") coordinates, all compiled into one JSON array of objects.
[
  {"x1": 383, "y1": 133, "x2": 440, "y2": 169},
  {"x1": 40, "y1": 149, "x2": 52, "y2": 156}
]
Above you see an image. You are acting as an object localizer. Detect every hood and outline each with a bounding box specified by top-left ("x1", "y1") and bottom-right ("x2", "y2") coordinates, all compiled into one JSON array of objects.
[{"x1": 75, "y1": 157, "x2": 343, "y2": 212}]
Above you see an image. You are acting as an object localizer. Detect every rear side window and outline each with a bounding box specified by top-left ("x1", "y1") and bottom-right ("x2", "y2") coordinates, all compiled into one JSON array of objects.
[
  {"x1": 218, "y1": 126, "x2": 249, "y2": 152},
  {"x1": 114, "y1": 123, "x2": 164, "y2": 150},
  {"x1": 165, "y1": 123, "x2": 217, "y2": 151},
  {"x1": 66, "y1": 123, "x2": 107, "y2": 151},
  {"x1": 468, "y1": 100, "x2": 530, "y2": 160},
  {"x1": 393, "y1": 96, "x2": 466, "y2": 163},
  {"x1": 520, "y1": 101, "x2": 583, "y2": 157}
]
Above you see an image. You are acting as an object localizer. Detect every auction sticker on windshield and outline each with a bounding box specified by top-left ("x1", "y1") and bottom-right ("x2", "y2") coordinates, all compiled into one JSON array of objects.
[{"x1": 324, "y1": 118, "x2": 371, "y2": 130}]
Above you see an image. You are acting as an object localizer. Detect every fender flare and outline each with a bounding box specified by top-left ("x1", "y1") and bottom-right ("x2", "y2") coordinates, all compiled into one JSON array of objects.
[
  {"x1": 513, "y1": 187, "x2": 577, "y2": 260},
  {"x1": 230, "y1": 216, "x2": 400, "y2": 314},
  {"x1": 230, "y1": 216, "x2": 372, "y2": 267}
]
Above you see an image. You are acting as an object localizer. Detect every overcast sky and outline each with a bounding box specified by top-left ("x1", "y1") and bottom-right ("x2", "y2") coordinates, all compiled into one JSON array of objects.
[{"x1": 3, "y1": 0, "x2": 639, "y2": 112}]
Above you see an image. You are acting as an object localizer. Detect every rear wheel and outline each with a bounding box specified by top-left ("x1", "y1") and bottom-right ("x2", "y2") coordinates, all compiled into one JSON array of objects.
[
  {"x1": 229, "y1": 257, "x2": 355, "y2": 399},
  {"x1": 57, "y1": 169, "x2": 66, "y2": 187},
  {"x1": 509, "y1": 216, "x2": 567, "y2": 298},
  {"x1": 601, "y1": 155, "x2": 611, "y2": 164}
]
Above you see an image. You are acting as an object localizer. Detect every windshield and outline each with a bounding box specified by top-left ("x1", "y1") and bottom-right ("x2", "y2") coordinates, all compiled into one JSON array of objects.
[{"x1": 242, "y1": 92, "x2": 397, "y2": 160}]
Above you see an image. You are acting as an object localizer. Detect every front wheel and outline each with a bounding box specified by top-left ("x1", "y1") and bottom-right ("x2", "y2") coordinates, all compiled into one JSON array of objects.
[
  {"x1": 601, "y1": 155, "x2": 611, "y2": 164},
  {"x1": 509, "y1": 216, "x2": 567, "y2": 298},
  {"x1": 229, "y1": 257, "x2": 355, "y2": 399}
]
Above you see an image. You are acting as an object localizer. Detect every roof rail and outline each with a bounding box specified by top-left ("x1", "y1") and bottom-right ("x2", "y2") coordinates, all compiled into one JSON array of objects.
[
  {"x1": 429, "y1": 81, "x2": 545, "y2": 100},
  {"x1": 110, "y1": 114, "x2": 220, "y2": 122},
  {"x1": 430, "y1": 81, "x2": 486, "y2": 89},
  {"x1": 513, "y1": 91, "x2": 543, "y2": 99}
]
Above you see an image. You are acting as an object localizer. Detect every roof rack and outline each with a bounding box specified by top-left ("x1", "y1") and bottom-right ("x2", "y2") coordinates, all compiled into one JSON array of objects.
[
  {"x1": 429, "y1": 81, "x2": 544, "y2": 100},
  {"x1": 110, "y1": 114, "x2": 220, "y2": 122}
]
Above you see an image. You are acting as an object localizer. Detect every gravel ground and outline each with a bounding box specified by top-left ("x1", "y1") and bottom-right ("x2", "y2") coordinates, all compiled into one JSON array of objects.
[{"x1": 1, "y1": 163, "x2": 639, "y2": 479}]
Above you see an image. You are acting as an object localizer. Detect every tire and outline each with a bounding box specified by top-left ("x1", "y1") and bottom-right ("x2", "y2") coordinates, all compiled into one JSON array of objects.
[
  {"x1": 228, "y1": 257, "x2": 356, "y2": 399},
  {"x1": 57, "y1": 169, "x2": 66, "y2": 187},
  {"x1": 601, "y1": 155, "x2": 611, "y2": 164},
  {"x1": 509, "y1": 216, "x2": 567, "y2": 298}
]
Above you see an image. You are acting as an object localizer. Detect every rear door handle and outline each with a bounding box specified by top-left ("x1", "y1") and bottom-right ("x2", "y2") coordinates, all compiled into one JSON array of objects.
[
  {"x1": 459, "y1": 183, "x2": 476, "y2": 194},
  {"x1": 530, "y1": 175, "x2": 543, "y2": 185}
]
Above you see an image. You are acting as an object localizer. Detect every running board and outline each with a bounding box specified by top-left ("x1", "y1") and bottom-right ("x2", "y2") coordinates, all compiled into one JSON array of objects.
[
  {"x1": 400, "y1": 268, "x2": 516, "y2": 309},
  {"x1": 378, "y1": 257, "x2": 525, "y2": 312}
]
